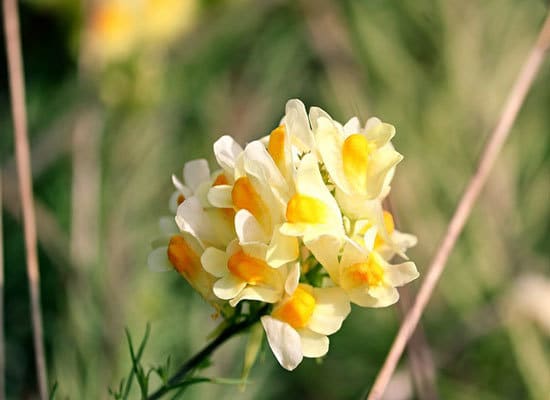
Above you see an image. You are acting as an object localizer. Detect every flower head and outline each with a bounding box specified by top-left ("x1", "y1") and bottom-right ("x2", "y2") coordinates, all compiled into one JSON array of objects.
[{"x1": 149, "y1": 98, "x2": 419, "y2": 370}]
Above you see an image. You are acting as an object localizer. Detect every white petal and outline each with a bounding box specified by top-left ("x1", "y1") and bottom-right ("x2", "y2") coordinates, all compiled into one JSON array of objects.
[
  {"x1": 169, "y1": 186, "x2": 193, "y2": 213},
  {"x1": 207, "y1": 185, "x2": 233, "y2": 208},
  {"x1": 384, "y1": 262, "x2": 419, "y2": 287},
  {"x1": 392, "y1": 231, "x2": 418, "y2": 253},
  {"x1": 285, "y1": 99, "x2": 313, "y2": 152},
  {"x1": 244, "y1": 141, "x2": 287, "y2": 191},
  {"x1": 284, "y1": 262, "x2": 300, "y2": 295},
  {"x1": 213, "y1": 275, "x2": 246, "y2": 300},
  {"x1": 363, "y1": 226, "x2": 378, "y2": 252},
  {"x1": 308, "y1": 106, "x2": 332, "y2": 131},
  {"x1": 261, "y1": 316, "x2": 303, "y2": 371},
  {"x1": 366, "y1": 145, "x2": 403, "y2": 199},
  {"x1": 229, "y1": 286, "x2": 282, "y2": 306},
  {"x1": 368, "y1": 284, "x2": 399, "y2": 307},
  {"x1": 213, "y1": 135, "x2": 243, "y2": 175},
  {"x1": 298, "y1": 328, "x2": 329, "y2": 358},
  {"x1": 348, "y1": 287, "x2": 379, "y2": 307},
  {"x1": 304, "y1": 235, "x2": 342, "y2": 283},
  {"x1": 200, "y1": 247, "x2": 228, "y2": 278},
  {"x1": 364, "y1": 118, "x2": 396, "y2": 147},
  {"x1": 176, "y1": 197, "x2": 217, "y2": 247},
  {"x1": 267, "y1": 229, "x2": 299, "y2": 268},
  {"x1": 308, "y1": 287, "x2": 350, "y2": 335},
  {"x1": 147, "y1": 247, "x2": 172, "y2": 272},
  {"x1": 239, "y1": 242, "x2": 268, "y2": 261},
  {"x1": 315, "y1": 117, "x2": 350, "y2": 194},
  {"x1": 235, "y1": 209, "x2": 268, "y2": 244},
  {"x1": 343, "y1": 116, "x2": 360, "y2": 135},
  {"x1": 183, "y1": 159, "x2": 210, "y2": 192},
  {"x1": 296, "y1": 153, "x2": 341, "y2": 224},
  {"x1": 340, "y1": 239, "x2": 368, "y2": 269},
  {"x1": 171, "y1": 174, "x2": 185, "y2": 192}
]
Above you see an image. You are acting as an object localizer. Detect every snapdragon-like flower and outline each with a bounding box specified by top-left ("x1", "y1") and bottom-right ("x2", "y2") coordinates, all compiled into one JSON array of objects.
[{"x1": 148, "y1": 98, "x2": 419, "y2": 371}]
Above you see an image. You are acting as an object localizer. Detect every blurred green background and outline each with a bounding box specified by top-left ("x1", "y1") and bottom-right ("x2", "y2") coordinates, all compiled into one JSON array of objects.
[{"x1": 1, "y1": 0, "x2": 549, "y2": 399}]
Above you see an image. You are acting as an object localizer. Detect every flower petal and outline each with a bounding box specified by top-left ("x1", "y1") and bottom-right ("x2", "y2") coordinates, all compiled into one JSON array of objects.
[
  {"x1": 304, "y1": 235, "x2": 342, "y2": 283},
  {"x1": 343, "y1": 117, "x2": 360, "y2": 136},
  {"x1": 368, "y1": 284, "x2": 399, "y2": 307},
  {"x1": 308, "y1": 287, "x2": 350, "y2": 335},
  {"x1": 183, "y1": 159, "x2": 210, "y2": 192},
  {"x1": 285, "y1": 99, "x2": 314, "y2": 152},
  {"x1": 200, "y1": 247, "x2": 228, "y2": 277},
  {"x1": 213, "y1": 135, "x2": 243, "y2": 175},
  {"x1": 229, "y1": 286, "x2": 282, "y2": 306},
  {"x1": 261, "y1": 316, "x2": 303, "y2": 371},
  {"x1": 285, "y1": 262, "x2": 300, "y2": 295},
  {"x1": 235, "y1": 209, "x2": 268, "y2": 244},
  {"x1": 340, "y1": 239, "x2": 368, "y2": 269},
  {"x1": 384, "y1": 261, "x2": 419, "y2": 287},
  {"x1": 298, "y1": 328, "x2": 329, "y2": 358},
  {"x1": 207, "y1": 185, "x2": 233, "y2": 208},
  {"x1": 213, "y1": 275, "x2": 246, "y2": 300},
  {"x1": 267, "y1": 228, "x2": 299, "y2": 268}
]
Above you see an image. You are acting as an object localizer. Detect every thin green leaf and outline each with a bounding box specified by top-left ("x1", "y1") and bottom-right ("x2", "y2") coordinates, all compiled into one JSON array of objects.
[
  {"x1": 123, "y1": 323, "x2": 151, "y2": 399},
  {"x1": 49, "y1": 382, "x2": 58, "y2": 400},
  {"x1": 240, "y1": 322, "x2": 264, "y2": 389}
]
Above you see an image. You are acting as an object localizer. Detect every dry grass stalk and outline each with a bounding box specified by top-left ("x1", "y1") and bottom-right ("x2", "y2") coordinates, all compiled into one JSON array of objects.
[
  {"x1": 2, "y1": 0, "x2": 48, "y2": 397},
  {"x1": 367, "y1": 13, "x2": 550, "y2": 400},
  {"x1": 0, "y1": 174, "x2": 5, "y2": 399}
]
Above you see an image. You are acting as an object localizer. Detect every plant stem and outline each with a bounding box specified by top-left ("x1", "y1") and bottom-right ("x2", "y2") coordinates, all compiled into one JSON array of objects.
[
  {"x1": 2, "y1": 0, "x2": 48, "y2": 398},
  {"x1": 147, "y1": 307, "x2": 268, "y2": 400},
  {"x1": 367, "y1": 12, "x2": 550, "y2": 400}
]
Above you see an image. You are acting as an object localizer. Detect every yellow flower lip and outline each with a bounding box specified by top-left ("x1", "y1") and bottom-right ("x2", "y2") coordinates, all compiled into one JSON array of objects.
[
  {"x1": 227, "y1": 249, "x2": 272, "y2": 285},
  {"x1": 345, "y1": 255, "x2": 384, "y2": 288},
  {"x1": 272, "y1": 284, "x2": 316, "y2": 329},
  {"x1": 268, "y1": 125, "x2": 286, "y2": 168},
  {"x1": 167, "y1": 235, "x2": 200, "y2": 279},
  {"x1": 342, "y1": 133, "x2": 374, "y2": 192},
  {"x1": 374, "y1": 211, "x2": 395, "y2": 249},
  {"x1": 231, "y1": 176, "x2": 270, "y2": 228},
  {"x1": 286, "y1": 194, "x2": 329, "y2": 224}
]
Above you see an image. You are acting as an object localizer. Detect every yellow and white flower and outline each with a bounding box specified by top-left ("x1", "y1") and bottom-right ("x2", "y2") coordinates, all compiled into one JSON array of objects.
[
  {"x1": 149, "y1": 98, "x2": 420, "y2": 372},
  {"x1": 316, "y1": 115, "x2": 403, "y2": 201},
  {"x1": 261, "y1": 283, "x2": 350, "y2": 370},
  {"x1": 346, "y1": 208, "x2": 418, "y2": 261},
  {"x1": 148, "y1": 230, "x2": 218, "y2": 305},
  {"x1": 280, "y1": 153, "x2": 345, "y2": 242},
  {"x1": 169, "y1": 158, "x2": 211, "y2": 212},
  {"x1": 201, "y1": 239, "x2": 288, "y2": 307},
  {"x1": 312, "y1": 238, "x2": 419, "y2": 307}
]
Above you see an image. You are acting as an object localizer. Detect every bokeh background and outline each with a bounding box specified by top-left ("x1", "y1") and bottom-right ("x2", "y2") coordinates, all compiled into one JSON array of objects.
[{"x1": 1, "y1": 0, "x2": 549, "y2": 399}]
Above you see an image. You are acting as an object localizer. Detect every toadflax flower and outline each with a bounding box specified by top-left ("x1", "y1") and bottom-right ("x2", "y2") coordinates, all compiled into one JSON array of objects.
[
  {"x1": 149, "y1": 98, "x2": 419, "y2": 371},
  {"x1": 261, "y1": 284, "x2": 350, "y2": 370}
]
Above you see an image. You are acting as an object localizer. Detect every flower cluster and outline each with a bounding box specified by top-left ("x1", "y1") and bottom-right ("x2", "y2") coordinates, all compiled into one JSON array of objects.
[{"x1": 148, "y1": 99, "x2": 419, "y2": 370}]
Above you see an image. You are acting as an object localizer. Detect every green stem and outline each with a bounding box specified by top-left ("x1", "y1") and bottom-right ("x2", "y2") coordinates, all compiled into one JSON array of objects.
[{"x1": 147, "y1": 305, "x2": 268, "y2": 400}]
